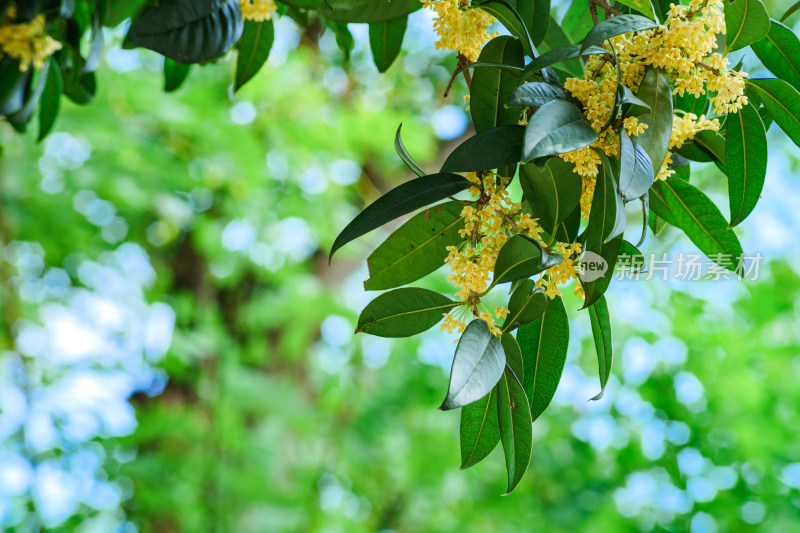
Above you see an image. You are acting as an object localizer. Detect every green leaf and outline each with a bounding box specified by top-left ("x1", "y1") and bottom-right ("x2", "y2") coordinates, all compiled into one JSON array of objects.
[
  {"x1": 562, "y1": 0, "x2": 604, "y2": 42},
  {"x1": 496, "y1": 366, "x2": 532, "y2": 494},
  {"x1": 356, "y1": 288, "x2": 457, "y2": 337},
  {"x1": 746, "y1": 78, "x2": 800, "y2": 149},
  {"x1": 394, "y1": 123, "x2": 426, "y2": 177},
  {"x1": 441, "y1": 319, "x2": 506, "y2": 410},
  {"x1": 368, "y1": 16, "x2": 407, "y2": 72},
  {"x1": 650, "y1": 178, "x2": 743, "y2": 271},
  {"x1": 126, "y1": 0, "x2": 244, "y2": 64},
  {"x1": 319, "y1": 0, "x2": 421, "y2": 22},
  {"x1": 519, "y1": 158, "x2": 581, "y2": 242},
  {"x1": 585, "y1": 153, "x2": 626, "y2": 247},
  {"x1": 460, "y1": 390, "x2": 500, "y2": 469},
  {"x1": 517, "y1": 295, "x2": 569, "y2": 421},
  {"x1": 751, "y1": 21, "x2": 800, "y2": 92},
  {"x1": 619, "y1": 84, "x2": 650, "y2": 113},
  {"x1": 476, "y1": 0, "x2": 538, "y2": 57},
  {"x1": 364, "y1": 202, "x2": 464, "y2": 290},
  {"x1": 329, "y1": 22, "x2": 355, "y2": 60},
  {"x1": 502, "y1": 280, "x2": 547, "y2": 333},
  {"x1": 780, "y1": 0, "x2": 800, "y2": 23},
  {"x1": 635, "y1": 68, "x2": 673, "y2": 176},
  {"x1": 470, "y1": 36, "x2": 525, "y2": 133},
  {"x1": 235, "y1": 19, "x2": 274, "y2": 91},
  {"x1": 507, "y1": 82, "x2": 568, "y2": 108},
  {"x1": 726, "y1": 101, "x2": 767, "y2": 227},
  {"x1": 588, "y1": 296, "x2": 612, "y2": 401},
  {"x1": 725, "y1": 0, "x2": 770, "y2": 52},
  {"x1": 493, "y1": 235, "x2": 562, "y2": 286},
  {"x1": 519, "y1": 44, "x2": 608, "y2": 83},
  {"x1": 614, "y1": 0, "x2": 657, "y2": 18},
  {"x1": 522, "y1": 100, "x2": 598, "y2": 161},
  {"x1": 579, "y1": 14, "x2": 658, "y2": 53},
  {"x1": 676, "y1": 130, "x2": 726, "y2": 164},
  {"x1": 330, "y1": 173, "x2": 472, "y2": 260},
  {"x1": 540, "y1": 15, "x2": 584, "y2": 78},
  {"x1": 501, "y1": 335, "x2": 524, "y2": 383},
  {"x1": 8, "y1": 60, "x2": 49, "y2": 131},
  {"x1": 619, "y1": 240, "x2": 646, "y2": 272},
  {"x1": 581, "y1": 234, "x2": 623, "y2": 308},
  {"x1": 618, "y1": 130, "x2": 654, "y2": 202},
  {"x1": 164, "y1": 58, "x2": 191, "y2": 93},
  {"x1": 37, "y1": 60, "x2": 62, "y2": 142},
  {"x1": 440, "y1": 125, "x2": 524, "y2": 173},
  {"x1": 674, "y1": 90, "x2": 708, "y2": 116}
]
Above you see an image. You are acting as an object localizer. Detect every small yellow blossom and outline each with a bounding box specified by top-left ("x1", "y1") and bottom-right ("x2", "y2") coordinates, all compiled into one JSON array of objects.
[
  {"x1": 422, "y1": 0, "x2": 498, "y2": 61},
  {"x1": 240, "y1": 0, "x2": 277, "y2": 22},
  {"x1": 0, "y1": 8, "x2": 62, "y2": 71}
]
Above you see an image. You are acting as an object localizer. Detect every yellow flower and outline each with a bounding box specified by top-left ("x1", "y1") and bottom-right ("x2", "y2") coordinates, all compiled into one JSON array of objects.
[
  {"x1": 422, "y1": 0, "x2": 498, "y2": 61},
  {"x1": 240, "y1": 0, "x2": 277, "y2": 22},
  {"x1": 0, "y1": 8, "x2": 62, "y2": 71}
]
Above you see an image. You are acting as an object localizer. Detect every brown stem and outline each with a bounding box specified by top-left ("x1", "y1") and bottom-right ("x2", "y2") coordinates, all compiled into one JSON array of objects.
[
  {"x1": 445, "y1": 53, "x2": 472, "y2": 98},
  {"x1": 696, "y1": 61, "x2": 720, "y2": 76},
  {"x1": 591, "y1": 55, "x2": 614, "y2": 80},
  {"x1": 589, "y1": 0, "x2": 621, "y2": 17},
  {"x1": 496, "y1": 210, "x2": 518, "y2": 231}
]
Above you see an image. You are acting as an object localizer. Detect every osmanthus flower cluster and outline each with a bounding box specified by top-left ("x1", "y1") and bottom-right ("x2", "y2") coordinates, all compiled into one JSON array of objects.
[
  {"x1": 0, "y1": 7, "x2": 61, "y2": 71},
  {"x1": 332, "y1": 0, "x2": 800, "y2": 493}
]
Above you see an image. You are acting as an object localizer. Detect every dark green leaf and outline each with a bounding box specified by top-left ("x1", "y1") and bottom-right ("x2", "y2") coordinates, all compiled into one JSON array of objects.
[
  {"x1": 496, "y1": 366, "x2": 532, "y2": 494},
  {"x1": 470, "y1": 36, "x2": 525, "y2": 133},
  {"x1": 493, "y1": 235, "x2": 562, "y2": 285},
  {"x1": 330, "y1": 22, "x2": 355, "y2": 60},
  {"x1": 540, "y1": 15, "x2": 584, "y2": 78},
  {"x1": 126, "y1": 0, "x2": 244, "y2": 64},
  {"x1": 619, "y1": 84, "x2": 650, "y2": 113},
  {"x1": 164, "y1": 58, "x2": 191, "y2": 93},
  {"x1": 725, "y1": 0, "x2": 770, "y2": 52},
  {"x1": 8, "y1": 60, "x2": 49, "y2": 131},
  {"x1": 37, "y1": 60, "x2": 62, "y2": 141},
  {"x1": 751, "y1": 21, "x2": 800, "y2": 92},
  {"x1": 330, "y1": 173, "x2": 472, "y2": 260},
  {"x1": 726, "y1": 101, "x2": 767, "y2": 227},
  {"x1": 579, "y1": 14, "x2": 658, "y2": 53},
  {"x1": 368, "y1": 16, "x2": 407, "y2": 72},
  {"x1": 746, "y1": 78, "x2": 800, "y2": 149},
  {"x1": 618, "y1": 130, "x2": 654, "y2": 202},
  {"x1": 356, "y1": 288, "x2": 457, "y2": 337},
  {"x1": 517, "y1": 295, "x2": 569, "y2": 421},
  {"x1": 440, "y1": 125, "x2": 524, "y2": 173},
  {"x1": 476, "y1": 0, "x2": 537, "y2": 57},
  {"x1": 502, "y1": 280, "x2": 547, "y2": 333},
  {"x1": 585, "y1": 153, "x2": 625, "y2": 247},
  {"x1": 650, "y1": 178, "x2": 743, "y2": 271},
  {"x1": 780, "y1": 0, "x2": 800, "y2": 23},
  {"x1": 460, "y1": 390, "x2": 500, "y2": 469},
  {"x1": 441, "y1": 319, "x2": 506, "y2": 410},
  {"x1": 501, "y1": 335, "x2": 524, "y2": 383},
  {"x1": 522, "y1": 100, "x2": 598, "y2": 161},
  {"x1": 364, "y1": 202, "x2": 464, "y2": 290},
  {"x1": 635, "y1": 68, "x2": 673, "y2": 176},
  {"x1": 676, "y1": 130, "x2": 726, "y2": 164},
  {"x1": 235, "y1": 19, "x2": 274, "y2": 91},
  {"x1": 614, "y1": 0, "x2": 657, "y2": 18},
  {"x1": 319, "y1": 0, "x2": 421, "y2": 22},
  {"x1": 588, "y1": 296, "x2": 612, "y2": 400},
  {"x1": 507, "y1": 81, "x2": 569, "y2": 107},
  {"x1": 581, "y1": 234, "x2": 623, "y2": 308},
  {"x1": 519, "y1": 44, "x2": 607, "y2": 82},
  {"x1": 394, "y1": 123, "x2": 426, "y2": 177},
  {"x1": 519, "y1": 158, "x2": 581, "y2": 242}
]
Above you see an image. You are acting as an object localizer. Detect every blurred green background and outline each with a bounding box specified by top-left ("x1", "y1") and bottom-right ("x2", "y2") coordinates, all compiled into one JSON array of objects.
[{"x1": 2, "y1": 4, "x2": 800, "y2": 532}]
